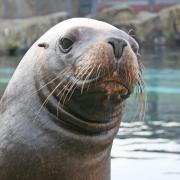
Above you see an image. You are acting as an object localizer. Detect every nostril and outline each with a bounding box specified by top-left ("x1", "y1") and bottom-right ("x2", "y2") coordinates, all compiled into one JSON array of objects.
[
  {"x1": 107, "y1": 38, "x2": 127, "y2": 60},
  {"x1": 108, "y1": 41, "x2": 116, "y2": 55}
]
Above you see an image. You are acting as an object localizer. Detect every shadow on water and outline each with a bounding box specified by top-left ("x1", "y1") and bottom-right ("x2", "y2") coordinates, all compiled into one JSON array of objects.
[{"x1": 0, "y1": 46, "x2": 180, "y2": 179}]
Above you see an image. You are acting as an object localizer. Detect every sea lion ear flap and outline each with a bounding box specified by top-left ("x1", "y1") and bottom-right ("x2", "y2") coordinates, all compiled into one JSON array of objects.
[
  {"x1": 128, "y1": 29, "x2": 136, "y2": 37},
  {"x1": 38, "y1": 42, "x2": 49, "y2": 49}
]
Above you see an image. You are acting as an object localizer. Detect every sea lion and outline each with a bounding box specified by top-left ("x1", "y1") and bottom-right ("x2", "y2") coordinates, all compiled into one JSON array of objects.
[{"x1": 0, "y1": 18, "x2": 145, "y2": 180}]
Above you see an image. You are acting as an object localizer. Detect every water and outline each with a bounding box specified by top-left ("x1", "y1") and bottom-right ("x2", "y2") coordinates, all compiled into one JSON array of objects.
[
  {"x1": 0, "y1": 47, "x2": 180, "y2": 179},
  {"x1": 0, "y1": 55, "x2": 22, "y2": 96},
  {"x1": 112, "y1": 46, "x2": 180, "y2": 180}
]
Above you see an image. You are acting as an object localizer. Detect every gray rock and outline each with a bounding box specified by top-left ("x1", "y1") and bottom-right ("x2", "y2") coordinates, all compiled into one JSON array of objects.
[
  {"x1": 0, "y1": 12, "x2": 68, "y2": 54},
  {"x1": 88, "y1": 7, "x2": 160, "y2": 44},
  {"x1": 159, "y1": 4, "x2": 180, "y2": 42},
  {"x1": 0, "y1": 0, "x2": 79, "y2": 19},
  {"x1": 89, "y1": 5, "x2": 180, "y2": 45}
]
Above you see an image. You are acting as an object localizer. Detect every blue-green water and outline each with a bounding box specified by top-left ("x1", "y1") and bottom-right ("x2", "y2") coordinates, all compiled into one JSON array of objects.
[
  {"x1": 112, "y1": 47, "x2": 180, "y2": 180},
  {"x1": 0, "y1": 55, "x2": 22, "y2": 96},
  {"x1": 0, "y1": 47, "x2": 180, "y2": 179}
]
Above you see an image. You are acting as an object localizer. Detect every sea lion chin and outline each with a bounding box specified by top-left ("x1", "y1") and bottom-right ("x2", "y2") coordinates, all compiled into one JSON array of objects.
[{"x1": 0, "y1": 18, "x2": 145, "y2": 180}]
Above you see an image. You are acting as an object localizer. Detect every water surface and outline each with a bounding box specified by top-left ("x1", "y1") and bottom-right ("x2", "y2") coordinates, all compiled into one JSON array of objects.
[{"x1": 112, "y1": 46, "x2": 180, "y2": 180}]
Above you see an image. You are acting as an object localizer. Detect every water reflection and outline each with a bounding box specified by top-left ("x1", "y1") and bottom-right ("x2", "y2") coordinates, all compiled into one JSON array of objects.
[
  {"x1": 0, "y1": 47, "x2": 180, "y2": 180},
  {"x1": 112, "y1": 121, "x2": 180, "y2": 180},
  {"x1": 112, "y1": 46, "x2": 180, "y2": 180},
  {"x1": 0, "y1": 55, "x2": 22, "y2": 96}
]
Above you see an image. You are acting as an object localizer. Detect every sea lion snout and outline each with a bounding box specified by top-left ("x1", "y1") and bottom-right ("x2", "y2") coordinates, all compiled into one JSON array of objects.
[{"x1": 107, "y1": 37, "x2": 127, "y2": 60}]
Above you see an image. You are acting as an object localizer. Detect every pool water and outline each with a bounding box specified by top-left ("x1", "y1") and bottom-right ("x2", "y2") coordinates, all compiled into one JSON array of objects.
[
  {"x1": 112, "y1": 46, "x2": 180, "y2": 180},
  {"x1": 0, "y1": 46, "x2": 180, "y2": 180}
]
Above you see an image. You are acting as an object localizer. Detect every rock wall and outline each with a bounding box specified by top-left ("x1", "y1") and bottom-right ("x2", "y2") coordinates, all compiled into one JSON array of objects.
[
  {"x1": 89, "y1": 7, "x2": 159, "y2": 43},
  {"x1": 159, "y1": 4, "x2": 180, "y2": 41},
  {"x1": 0, "y1": 12, "x2": 68, "y2": 54},
  {"x1": 0, "y1": 0, "x2": 79, "y2": 19},
  {"x1": 89, "y1": 4, "x2": 180, "y2": 45}
]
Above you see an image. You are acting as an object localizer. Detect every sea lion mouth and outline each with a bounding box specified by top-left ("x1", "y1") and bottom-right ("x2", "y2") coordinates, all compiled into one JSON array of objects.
[
  {"x1": 71, "y1": 70, "x2": 132, "y2": 102},
  {"x1": 100, "y1": 81, "x2": 130, "y2": 102},
  {"x1": 100, "y1": 72, "x2": 131, "y2": 100}
]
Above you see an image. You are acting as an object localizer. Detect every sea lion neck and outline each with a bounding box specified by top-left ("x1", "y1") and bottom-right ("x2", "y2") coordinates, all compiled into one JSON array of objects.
[{"x1": 36, "y1": 75, "x2": 121, "y2": 137}]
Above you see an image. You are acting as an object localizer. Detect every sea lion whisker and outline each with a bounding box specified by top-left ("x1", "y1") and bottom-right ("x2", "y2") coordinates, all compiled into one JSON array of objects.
[
  {"x1": 139, "y1": 73, "x2": 145, "y2": 87},
  {"x1": 138, "y1": 93, "x2": 146, "y2": 121},
  {"x1": 92, "y1": 64, "x2": 102, "y2": 88},
  {"x1": 92, "y1": 63, "x2": 100, "y2": 81},
  {"x1": 85, "y1": 64, "x2": 96, "y2": 80},
  {"x1": 127, "y1": 66, "x2": 132, "y2": 88},
  {"x1": 135, "y1": 78, "x2": 147, "y2": 121},
  {"x1": 56, "y1": 80, "x2": 74, "y2": 117},
  {"x1": 140, "y1": 83, "x2": 147, "y2": 119},
  {"x1": 122, "y1": 64, "x2": 128, "y2": 84},
  {"x1": 96, "y1": 64, "x2": 102, "y2": 82},
  {"x1": 57, "y1": 75, "x2": 73, "y2": 97},
  {"x1": 76, "y1": 64, "x2": 91, "y2": 79},
  {"x1": 34, "y1": 81, "x2": 63, "y2": 121},
  {"x1": 32, "y1": 75, "x2": 61, "y2": 95},
  {"x1": 75, "y1": 66, "x2": 86, "y2": 78},
  {"x1": 61, "y1": 81, "x2": 76, "y2": 105},
  {"x1": 107, "y1": 62, "x2": 111, "y2": 77},
  {"x1": 137, "y1": 54, "x2": 144, "y2": 73},
  {"x1": 137, "y1": 93, "x2": 144, "y2": 120},
  {"x1": 85, "y1": 64, "x2": 97, "y2": 92},
  {"x1": 135, "y1": 94, "x2": 143, "y2": 121},
  {"x1": 56, "y1": 85, "x2": 71, "y2": 118},
  {"x1": 80, "y1": 64, "x2": 92, "y2": 80},
  {"x1": 132, "y1": 76, "x2": 146, "y2": 122},
  {"x1": 119, "y1": 63, "x2": 126, "y2": 82},
  {"x1": 80, "y1": 66, "x2": 93, "y2": 94},
  {"x1": 74, "y1": 66, "x2": 90, "y2": 84},
  {"x1": 64, "y1": 77, "x2": 81, "y2": 106},
  {"x1": 13, "y1": 67, "x2": 70, "y2": 109},
  {"x1": 96, "y1": 64, "x2": 102, "y2": 78},
  {"x1": 130, "y1": 84, "x2": 141, "y2": 121},
  {"x1": 41, "y1": 68, "x2": 72, "y2": 100},
  {"x1": 57, "y1": 80, "x2": 77, "y2": 117},
  {"x1": 102, "y1": 68, "x2": 106, "y2": 80},
  {"x1": 41, "y1": 80, "x2": 64, "y2": 106},
  {"x1": 30, "y1": 67, "x2": 70, "y2": 97},
  {"x1": 54, "y1": 70, "x2": 74, "y2": 97},
  {"x1": 137, "y1": 52, "x2": 141, "y2": 57},
  {"x1": 66, "y1": 79, "x2": 80, "y2": 101},
  {"x1": 57, "y1": 100, "x2": 61, "y2": 119}
]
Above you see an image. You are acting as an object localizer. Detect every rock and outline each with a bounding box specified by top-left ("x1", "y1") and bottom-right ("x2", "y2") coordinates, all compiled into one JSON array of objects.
[
  {"x1": 95, "y1": 6, "x2": 135, "y2": 23},
  {"x1": 88, "y1": 7, "x2": 160, "y2": 44},
  {"x1": 0, "y1": 0, "x2": 79, "y2": 19},
  {"x1": 158, "y1": 4, "x2": 180, "y2": 43},
  {"x1": 89, "y1": 5, "x2": 180, "y2": 45},
  {"x1": 130, "y1": 11, "x2": 160, "y2": 43},
  {"x1": 0, "y1": 12, "x2": 68, "y2": 54}
]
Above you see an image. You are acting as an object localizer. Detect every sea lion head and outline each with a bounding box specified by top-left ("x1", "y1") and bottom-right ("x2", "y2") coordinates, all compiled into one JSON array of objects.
[{"x1": 36, "y1": 18, "x2": 146, "y2": 133}]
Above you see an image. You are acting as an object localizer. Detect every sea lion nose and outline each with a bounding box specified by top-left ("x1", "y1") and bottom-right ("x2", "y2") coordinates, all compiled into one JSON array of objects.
[{"x1": 107, "y1": 38, "x2": 127, "y2": 60}]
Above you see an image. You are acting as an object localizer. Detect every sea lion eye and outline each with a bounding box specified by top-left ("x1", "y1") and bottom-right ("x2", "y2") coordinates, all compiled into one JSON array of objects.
[{"x1": 59, "y1": 37, "x2": 74, "y2": 53}]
